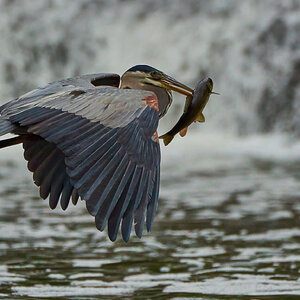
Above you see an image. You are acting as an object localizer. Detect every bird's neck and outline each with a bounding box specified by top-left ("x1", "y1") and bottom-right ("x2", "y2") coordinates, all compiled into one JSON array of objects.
[{"x1": 120, "y1": 76, "x2": 172, "y2": 118}]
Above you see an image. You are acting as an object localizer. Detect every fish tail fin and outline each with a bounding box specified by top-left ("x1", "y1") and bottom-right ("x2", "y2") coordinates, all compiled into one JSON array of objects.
[
  {"x1": 179, "y1": 127, "x2": 188, "y2": 137},
  {"x1": 159, "y1": 134, "x2": 174, "y2": 146}
]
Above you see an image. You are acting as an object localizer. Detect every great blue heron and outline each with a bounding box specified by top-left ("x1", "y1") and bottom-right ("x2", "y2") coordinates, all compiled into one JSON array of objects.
[{"x1": 0, "y1": 65, "x2": 193, "y2": 242}]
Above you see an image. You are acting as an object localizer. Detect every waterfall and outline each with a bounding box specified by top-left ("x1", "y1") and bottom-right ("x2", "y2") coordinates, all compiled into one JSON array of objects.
[{"x1": 0, "y1": 0, "x2": 299, "y2": 136}]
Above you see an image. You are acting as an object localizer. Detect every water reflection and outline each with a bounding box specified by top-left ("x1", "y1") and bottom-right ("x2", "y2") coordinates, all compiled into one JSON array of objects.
[{"x1": 0, "y1": 135, "x2": 300, "y2": 298}]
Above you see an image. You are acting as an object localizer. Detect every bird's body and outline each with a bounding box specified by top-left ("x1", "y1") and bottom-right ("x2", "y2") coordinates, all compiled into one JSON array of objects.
[{"x1": 0, "y1": 65, "x2": 194, "y2": 242}]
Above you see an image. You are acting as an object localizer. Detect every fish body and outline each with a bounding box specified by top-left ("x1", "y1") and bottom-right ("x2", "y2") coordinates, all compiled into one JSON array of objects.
[{"x1": 159, "y1": 78, "x2": 214, "y2": 146}]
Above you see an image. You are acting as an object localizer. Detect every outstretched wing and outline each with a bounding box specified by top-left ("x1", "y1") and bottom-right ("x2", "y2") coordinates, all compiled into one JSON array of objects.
[
  {"x1": 22, "y1": 136, "x2": 80, "y2": 210},
  {"x1": 0, "y1": 72, "x2": 120, "y2": 112},
  {"x1": 1, "y1": 85, "x2": 161, "y2": 242}
]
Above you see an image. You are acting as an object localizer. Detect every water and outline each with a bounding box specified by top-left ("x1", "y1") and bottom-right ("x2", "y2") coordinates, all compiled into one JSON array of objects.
[
  {"x1": 0, "y1": 0, "x2": 299, "y2": 135},
  {"x1": 0, "y1": 133, "x2": 299, "y2": 298}
]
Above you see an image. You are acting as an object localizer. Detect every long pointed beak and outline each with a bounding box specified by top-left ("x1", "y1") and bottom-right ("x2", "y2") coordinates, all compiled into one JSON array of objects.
[
  {"x1": 210, "y1": 91, "x2": 220, "y2": 95},
  {"x1": 159, "y1": 75, "x2": 193, "y2": 96}
]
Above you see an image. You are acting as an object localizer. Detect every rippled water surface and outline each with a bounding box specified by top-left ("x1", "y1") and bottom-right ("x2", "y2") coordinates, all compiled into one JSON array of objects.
[{"x1": 0, "y1": 134, "x2": 300, "y2": 299}]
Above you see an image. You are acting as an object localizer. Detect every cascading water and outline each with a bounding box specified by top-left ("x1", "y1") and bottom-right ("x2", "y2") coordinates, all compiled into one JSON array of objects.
[{"x1": 0, "y1": 0, "x2": 299, "y2": 136}]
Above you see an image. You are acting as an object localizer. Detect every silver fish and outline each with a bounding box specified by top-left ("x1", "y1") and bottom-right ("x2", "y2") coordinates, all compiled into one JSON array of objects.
[{"x1": 159, "y1": 78, "x2": 218, "y2": 146}]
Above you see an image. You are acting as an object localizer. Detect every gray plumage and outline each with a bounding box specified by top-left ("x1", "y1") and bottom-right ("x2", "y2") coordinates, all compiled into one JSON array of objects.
[
  {"x1": 0, "y1": 72, "x2": 160, "y2": 242},
  {"x1": 0, "y1": 65, "x2": 194, "y2": 242}
]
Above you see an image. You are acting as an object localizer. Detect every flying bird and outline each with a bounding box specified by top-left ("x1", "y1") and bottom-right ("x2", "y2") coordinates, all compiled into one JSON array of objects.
[{"x1": 0, "y1": 65, "x2": 193, "y2": 242}]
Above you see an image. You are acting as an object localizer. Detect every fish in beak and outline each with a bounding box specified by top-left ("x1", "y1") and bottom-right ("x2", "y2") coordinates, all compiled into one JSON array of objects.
[{"x1": 159, "y1": 77, "x2": 219, "y2": 146}]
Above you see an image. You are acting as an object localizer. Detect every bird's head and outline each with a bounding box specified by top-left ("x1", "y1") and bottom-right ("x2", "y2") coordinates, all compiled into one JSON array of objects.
[{"x1": 121, "y1": 65, "x2": 193, "y2": 117}]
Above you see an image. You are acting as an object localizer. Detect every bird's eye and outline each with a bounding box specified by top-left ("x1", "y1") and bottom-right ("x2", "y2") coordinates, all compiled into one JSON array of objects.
[{"x1": 151, "y1": 71, "x2": 162, "y2": 78}]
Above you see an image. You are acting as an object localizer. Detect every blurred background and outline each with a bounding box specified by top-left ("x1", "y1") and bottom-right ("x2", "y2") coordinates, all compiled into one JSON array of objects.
[{"x1": 0, "y1": 0, "x2": 300, "y2": 298}]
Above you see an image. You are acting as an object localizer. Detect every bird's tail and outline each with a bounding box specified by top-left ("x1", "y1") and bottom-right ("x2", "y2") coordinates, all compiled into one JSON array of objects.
[{"x1": 159, "y1": 133, "x2": 174, "y2": 146}]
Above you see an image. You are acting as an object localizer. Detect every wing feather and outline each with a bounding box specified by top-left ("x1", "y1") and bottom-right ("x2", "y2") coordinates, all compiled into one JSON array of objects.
[
  {"x1": 23, "y1": 140, "x2": 46, "y2": 161},
  {"x1": 10, "y1": 107, "x2": 57, "y2": 125},
  {"x1": 4, "y1": 85, "x2": 161, "y2": 241},
  {"x1": 72, "y1": 189, "x2": 79, "y2": 205},
  {"x1": 107, "y1": 166, "x2": 142, "y2": 241},
  {"x1": 84, "y1": 147, "x2": 125, "y2": 215},
  {"x1": 33, "y1": 147, "x2": 60, "y2": 186},
  {"x1": 59, "y1": 123, "x2": 98, "y2": 150},
  {"x1": 60, "y1": 177, "x2": 73, "y2": 210},
  {"x1": 73, "y1": 142, "x2": 120, "y2": 191},
  {"x1": 146, "y1": 166, "x2": 160, "y2": 232},
  {"x1": 49, "y1": 168, "x2": 65, "y2": 209},
  {"x1": 95, "y1": 160, "x2": 134, "y2": 231},
  {"x1": 27, "y1": 143, "x2": 54, "y2": 172},
  {"x1": 134, "y1": 172, "x2": 152, "y2": 238},
  {"x1": 23, "y1": 138, "x2": 78, "y2": 209},
  {"x1": 64, "y1": 127, "x2": 114, "y2": 167},
  {"x1": 39, "y1": 154, "x2": 63, "y2": 200},
  {"x1": 90, "y1": 154, "x2": 129, "y2": 213},
  {"x1": 121, "y1": 168, "x2": 148, "y2": 242},
  {"x1": 28, "y1": 112, "x2": 73, "y2": 135},
  {"x1": 44, "y1": 118, "x2": 88, "y2": 141}
]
